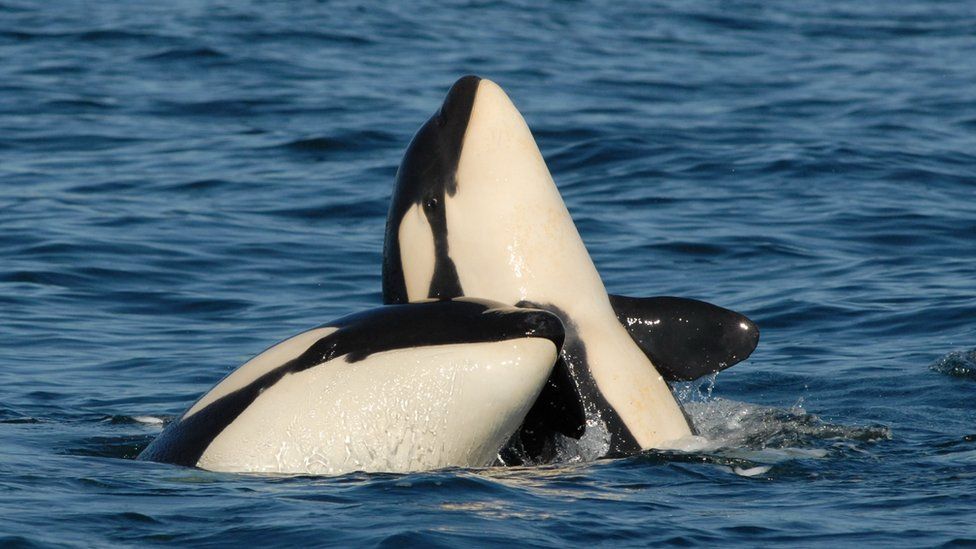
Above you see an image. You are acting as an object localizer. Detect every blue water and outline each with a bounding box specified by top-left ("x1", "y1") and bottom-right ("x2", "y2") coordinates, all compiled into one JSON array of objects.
[{"x1": 2, "y1": 0, "x2": 975, "y2": 546}]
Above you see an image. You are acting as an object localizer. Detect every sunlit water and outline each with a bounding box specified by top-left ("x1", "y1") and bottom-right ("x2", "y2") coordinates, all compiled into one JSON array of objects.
[{"x1": 2, "y1": 1, "x2": 975, "y2": 546}]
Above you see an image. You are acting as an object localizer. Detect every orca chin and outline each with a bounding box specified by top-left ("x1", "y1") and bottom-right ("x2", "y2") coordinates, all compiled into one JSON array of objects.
[{"x1": 383, "y1": 76, "x2": 760, "y2": 461}]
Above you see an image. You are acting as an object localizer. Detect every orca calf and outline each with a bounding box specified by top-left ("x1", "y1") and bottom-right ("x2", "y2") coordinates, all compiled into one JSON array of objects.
[
  {"x1": 138, "y1": 299, "x2": 564, "y2": 474},
  {"x1": 383, "y1": 76, "x2": 760, "y2": 461}
]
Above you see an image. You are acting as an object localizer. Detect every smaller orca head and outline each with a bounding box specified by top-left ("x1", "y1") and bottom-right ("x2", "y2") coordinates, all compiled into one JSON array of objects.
[
  {"x1": 609, "y1": 295, "x2": 760, "y2": 382},
  {"x1": 384, "y1": 75, "x2": 573, "y2": 307}
]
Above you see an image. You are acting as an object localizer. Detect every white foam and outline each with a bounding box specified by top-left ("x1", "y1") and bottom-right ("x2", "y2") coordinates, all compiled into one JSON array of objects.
[
  {"x1": 133, "y1": 415, "x2": 164, "y2": 426},
  {"x1": 551, "y1": 416, "x2": 611, "y2": 464},
  {"x1": 733, "y1": 465, "x2": 771, "y2": 477}
]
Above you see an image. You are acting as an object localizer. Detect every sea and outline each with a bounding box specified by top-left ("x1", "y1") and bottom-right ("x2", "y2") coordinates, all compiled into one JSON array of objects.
[{"x1": 1, "y1": 1, "x2": 975, "y2": 546}]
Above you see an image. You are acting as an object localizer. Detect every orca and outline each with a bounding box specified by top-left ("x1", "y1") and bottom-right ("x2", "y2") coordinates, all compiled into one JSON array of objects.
[
  {"x1": 138, "y1": 298, "x2": 564, "y2": 474},
  {"x1": 383, "y1": 76, "x2": 760, "y2": 461}
]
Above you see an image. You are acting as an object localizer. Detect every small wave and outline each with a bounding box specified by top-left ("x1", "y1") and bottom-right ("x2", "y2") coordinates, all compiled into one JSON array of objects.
[
  {"x1": 42, "y1": 98, "x2": 118, "y2": 112},
  {"x1": 279, "y1": 136, "x2": 352, "y2": 152},
  {"x1": 255, "y1": 198, "x2": 389, "y2": 222},
  {"x1": 0, "y1": 134, "x2": 142, "y2": 152},
  {"x1": 0, "y1": 417, "x2": 41, "y2": 424},
  {"x1": 104, "y1": 291, "x2": 251, "y2": 317},
  {"x1": 0, "y1": 2, "x2": 30, "y2": 12},
  {"x1": 64, "y1": 416, "x2": 168, "y2": 460},
  {"x1": 274, "y1": 130, "x2": 399, "y2": 155},
  {"x1": 68, "y1": 179, "x2": 142, "y2": 195},
  {"x1": 931, "y1": 349, "x2": 976, "y2": 380},
  {"x1": 0, "y1": 406, "x2": 41, "y2": 424},
  {"x1": 546, "y1": 136, "x2": 648, "y2": 173},
  {"x1": 0, "y1": 269, "x2": 89, "y2": 288},
  {"x1": 234, "y1": 30, "x2": 373, "y2": 46},
  {"x1": 65, "y1": 434, "x2": 155, "y2": 460},
  {"x1": 76, "y1": 29, "x2": 163, "y2": 42},
  {"x1": 649, "y1": 240, "x2": 727, "y2": 258},
  {"x1": 140, "y1": 47, "x2": 228, "y2": 62},
  {"x1": 1, "y1": 28, "x2": 173, "y2": 43},
  {"x1": 161, "y1": 179, "x2": 232, "y2": 193},
  {"x1": 102, "y1": 414, "x2": 168, "y2": 426},
  {"x1": 0, "y1": 30, "x2": 46, "y2": 41},
  {"x1": 151, "y1": 98, "x2": 283, "y2": 117}
]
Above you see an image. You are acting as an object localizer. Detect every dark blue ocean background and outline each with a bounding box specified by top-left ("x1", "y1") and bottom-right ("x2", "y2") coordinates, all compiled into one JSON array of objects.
[{"x1": 2, "y1": 0, "x2": 975, "y2": 546}]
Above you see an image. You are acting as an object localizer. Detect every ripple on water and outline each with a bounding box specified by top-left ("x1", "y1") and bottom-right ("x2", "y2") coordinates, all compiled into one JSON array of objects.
[{"x1": 139, "y1": 48, "x2": 229, "y2": 62}]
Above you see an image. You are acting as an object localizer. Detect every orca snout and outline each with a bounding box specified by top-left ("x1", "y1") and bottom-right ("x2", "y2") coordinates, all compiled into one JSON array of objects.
[
  {"x1": 437, "y1": 75, "x2": 524, "y2": 137},
  {"x1": 728, "y1": 313, "x2": 760, "y2": 361},
  {"x1": 437, "y1": 75, "x2": 482, "y2": 126}
]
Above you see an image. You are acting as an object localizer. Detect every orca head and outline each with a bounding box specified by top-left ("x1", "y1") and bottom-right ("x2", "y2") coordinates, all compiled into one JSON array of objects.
[
  {"x1": 384, "y1": 75, "x2": 573, "y2": 307},
  {"x1": 383, "y1": 75, "x2": 482, "y2": 304}
]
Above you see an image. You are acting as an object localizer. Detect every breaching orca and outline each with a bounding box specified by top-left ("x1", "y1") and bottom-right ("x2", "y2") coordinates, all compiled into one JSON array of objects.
[
  {"x1": 138, "y1": 299, "x2": 564, "y2": 474},
  {"x1": 383, "y1": 76, "x2": 760, "y2": 461}
]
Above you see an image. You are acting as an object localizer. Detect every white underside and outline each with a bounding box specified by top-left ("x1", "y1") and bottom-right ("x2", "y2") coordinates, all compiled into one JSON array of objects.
[{"x1": 195, "y1": 339, "x2": 557, "y2": 475}]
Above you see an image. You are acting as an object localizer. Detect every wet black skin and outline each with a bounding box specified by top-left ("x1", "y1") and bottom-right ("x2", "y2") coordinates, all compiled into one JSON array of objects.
[
  {"x1": 382, "y1": 75, "x2": 761, "y2": 462},
  {"x1": 609, "y1": 295, "x2": 759, "y2": 382},
  {"x1": 138, "y1": 298, "x2": 564, "y2": 467}
]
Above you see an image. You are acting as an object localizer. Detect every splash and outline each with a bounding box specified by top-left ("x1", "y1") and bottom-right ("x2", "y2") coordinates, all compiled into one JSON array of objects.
[
  {"x1": 931, "y1": 349, "x2": 976, "y2": 380},
  {"x1": 552, "y1": 416, "x2": 611, "y2": 463},
  {"x1": 532, "y1": 387, "x2": 890, "y2": 471},
  {"x1": 682, "y1": 398, "x2": 891, "y2": 452}
]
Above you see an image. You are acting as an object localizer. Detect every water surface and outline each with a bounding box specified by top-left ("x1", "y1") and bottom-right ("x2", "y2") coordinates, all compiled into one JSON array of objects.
[{"x1": 2, "y1": 1, "x2": 975, "y2": 546}]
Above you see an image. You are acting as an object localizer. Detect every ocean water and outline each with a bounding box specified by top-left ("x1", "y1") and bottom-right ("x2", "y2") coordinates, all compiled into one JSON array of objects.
[{"x1": 2, "y1": 0, "x2": 975, "y2": 546}]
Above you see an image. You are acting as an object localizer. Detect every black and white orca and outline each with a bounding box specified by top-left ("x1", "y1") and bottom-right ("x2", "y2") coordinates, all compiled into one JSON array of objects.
[
  {"x1": 383, "y1": 76, "x2": 760, "y2": 461},
  {"x1": 138, "y1": 299, "x2": 564, "y2": 474}
]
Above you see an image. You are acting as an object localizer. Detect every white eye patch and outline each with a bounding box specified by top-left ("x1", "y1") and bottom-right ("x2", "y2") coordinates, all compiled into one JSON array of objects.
[{"x1": 398, "y1": 203, "x2": 437, "y2": 300}]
